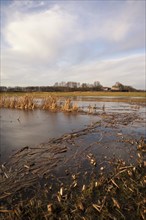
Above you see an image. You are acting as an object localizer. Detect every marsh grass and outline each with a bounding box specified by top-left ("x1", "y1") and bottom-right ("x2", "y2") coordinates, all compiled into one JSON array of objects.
[
  {"x1": 1, "y1": 94, "x2": 144, "y2": 114},
  {"x1": 0, "y1": 95, "x2": 80, "y2": 113},
  {"x1": 0, "y1": 95, "x2": 36, "y2": 110},
  {"x1": 41, "y1": 96, "x2": 58, "y2": 111}
]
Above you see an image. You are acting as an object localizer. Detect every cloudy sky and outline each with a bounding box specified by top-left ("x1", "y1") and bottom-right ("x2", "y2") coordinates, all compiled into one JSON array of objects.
[{"x1": 1, "y1": 0, "x2": 145, "y2": 89}]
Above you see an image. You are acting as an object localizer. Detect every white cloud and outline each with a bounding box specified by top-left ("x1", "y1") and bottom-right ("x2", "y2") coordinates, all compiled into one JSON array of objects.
[
  {"x1": 1, "y1": 0, "x2": 145, "y2": 89},
  {"x1": 62, "y1": 54, "x2": 145, "y2": 89},
  {"x1": 4, "y1": 0, "x2": 145, "y2": 55},
  {"x1": 4, "y1": 5, "x2": 77, "y2": 62},
  {"x1": 2, "y1": 51, "x2": 145, "y2": 89}
]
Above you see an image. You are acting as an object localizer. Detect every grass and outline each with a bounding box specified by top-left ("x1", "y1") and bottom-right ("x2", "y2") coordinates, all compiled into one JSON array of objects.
[{"x1": 0, "y1": 91, "x2": 146, "y2": 98}]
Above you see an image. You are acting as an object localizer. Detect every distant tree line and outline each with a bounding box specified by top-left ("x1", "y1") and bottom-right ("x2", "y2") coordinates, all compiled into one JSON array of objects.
[
  {"x1": 0, "y1": 82, "x2": 142, "y2": 92},
  {"x1": 0, "y1": 86, "x2": 103, "y2": 92}
]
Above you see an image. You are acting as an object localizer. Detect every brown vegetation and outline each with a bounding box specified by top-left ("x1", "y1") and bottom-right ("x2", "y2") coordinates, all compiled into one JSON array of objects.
[
  {"x1": 0, "y1": 141, "x2": 145, "y2": 220},
  {"x1": 0, "y1": 94, "x2": 145, "y2": 219},
  {"x1": 0, "y1": 112, "x2": 145, "y2": 219},
  {"x1": 0, "y1": 95, "x2": 79, "y2": 112},
  {"x1": 0, "y1": 96, "x2": 36, "y2": 110}
]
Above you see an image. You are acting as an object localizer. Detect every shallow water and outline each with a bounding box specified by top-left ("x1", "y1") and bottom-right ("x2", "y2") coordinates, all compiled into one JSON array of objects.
[
  {"x1": 72, "y1": 95, "x2": 146, "y2": 101},
  {"x1": 0, "y1": 99, "x2": 145, "y2": 163},
  {"x1": 0, "y1": 109, "x2": 97, "y2": 162},
  {"x1": 35, "y1": 96, "x2": 145, "y2": 113}
]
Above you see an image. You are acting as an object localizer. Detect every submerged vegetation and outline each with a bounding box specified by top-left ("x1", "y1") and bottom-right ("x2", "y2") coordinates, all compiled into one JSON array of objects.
[{"x1": 0, "y1": 138, "x2": 145, "y2": 220}]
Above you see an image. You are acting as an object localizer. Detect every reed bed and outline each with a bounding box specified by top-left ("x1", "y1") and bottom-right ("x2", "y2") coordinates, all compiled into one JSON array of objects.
[
  {"x1": 0, "y1": 96, "x2": 36, "y2": 110},
  {"x1": 41, "y1": 96, "x2": 58, "y2": 111},
  {"x1": 1, "y1": 94, "x2": 144, "y2": 114},
  {"x1": 0, "y1": 95, "x2": 80, "y2": 113}
]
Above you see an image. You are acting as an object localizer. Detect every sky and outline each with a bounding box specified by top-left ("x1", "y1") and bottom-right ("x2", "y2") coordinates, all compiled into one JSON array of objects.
[{"x1": 0, "y1": 0, "x2": 145, "y2": 89}]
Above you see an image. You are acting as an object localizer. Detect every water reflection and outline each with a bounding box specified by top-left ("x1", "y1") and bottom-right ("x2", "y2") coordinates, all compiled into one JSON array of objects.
[
  {"x1": 0, "y1": 109, "x2": 96, "y2": 162},
  {"x1": 72, "y1": 96, "x2": 145, "y2": 101},
  {"x1": 72, "y1": 100, "x2": 145, "y2": 114}
]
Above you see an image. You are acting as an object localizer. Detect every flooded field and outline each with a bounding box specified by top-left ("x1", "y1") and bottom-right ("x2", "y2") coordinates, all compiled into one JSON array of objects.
[
  {"x1": 0, "y1": 96, "x2": 145, "y2": 219},
  {"x1": 0, "y1": 109, "x2": 96, "y2": 162},
  {"x1": 1, "y1": 97, "x2": 145, "y2": 162}
]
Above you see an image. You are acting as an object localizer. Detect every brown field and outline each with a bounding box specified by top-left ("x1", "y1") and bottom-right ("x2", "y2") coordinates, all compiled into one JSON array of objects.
[{"x1": 0, "y1": 91, "x2": 146, "y2": 98}]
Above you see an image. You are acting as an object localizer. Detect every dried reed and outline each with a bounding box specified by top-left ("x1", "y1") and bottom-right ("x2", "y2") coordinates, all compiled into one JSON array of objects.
[{"x1": 0, "y1": 95, "x2": 80, "y2": 112}]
